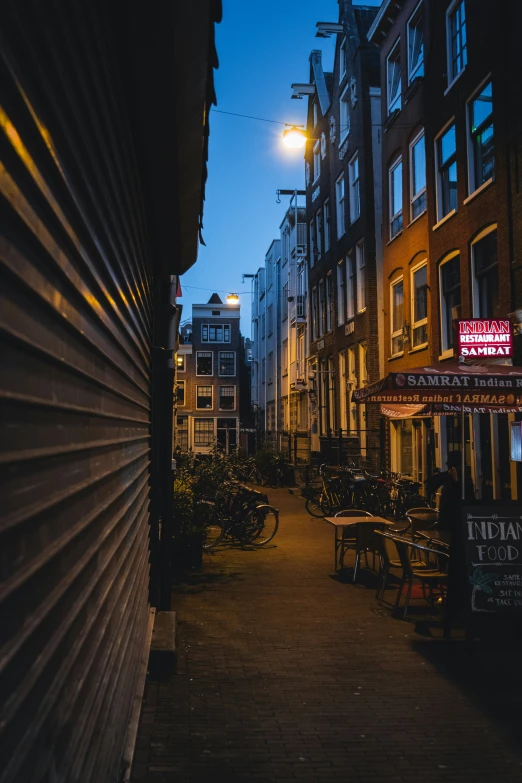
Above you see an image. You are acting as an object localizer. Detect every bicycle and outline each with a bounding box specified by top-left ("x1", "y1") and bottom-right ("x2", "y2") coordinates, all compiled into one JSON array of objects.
[{"x1": 197, "y1": 482, "x2": 279, "y2": 548}]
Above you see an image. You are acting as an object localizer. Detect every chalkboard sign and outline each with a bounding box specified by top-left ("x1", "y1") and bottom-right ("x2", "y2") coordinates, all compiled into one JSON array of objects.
[{"x1": 463, "y1": 504, "x2": 522, "y2": 614}]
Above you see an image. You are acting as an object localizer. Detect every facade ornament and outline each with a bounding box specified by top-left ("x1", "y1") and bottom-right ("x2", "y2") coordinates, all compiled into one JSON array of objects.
[
  {"x1": 350, "y1": 75, "x2": 358, "y2": 108},
  {"x1": 338, "y1": 137, "x2": 349, "y2": 160},
  {"x1": 320, "y1": 131, "x2": 327, "y2": 160},
  {"x1": 329, "y1": 115, "x2": 336, "y2": 145},
  {"x1": 305, "y1": 161, "x2": 310, "y2": 186}
]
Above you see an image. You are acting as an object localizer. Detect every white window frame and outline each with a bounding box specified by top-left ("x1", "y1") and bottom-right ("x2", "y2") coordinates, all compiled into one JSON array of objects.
[
  {"x1": 315, "y1": 209, "x2": 322, "y2": 260},
  {"x1": 311, "y1": 286, "x2": 318, "y2": 341},
  {"x1": 390, "y1": 277, "x2": 405, "y2": 357},
  {"x1": 323, "y1": 198, "x2": 330, "y2": 252},
  {"x1": 218, "y1": 385, "x2": 236, "y2": 411},
  {"x1": 446, "y1": 0, "x2": 467, "y2": 88},
  {"x1": 309, "y1": 218, "x2": 315, "y2": 267},
  {"x1": 410, "y1": 260, "x2": 428, "y2": 349},
  {"x1": 326, "y1": 272, "x2": 333, "y2": 333},
  {"x1": 196, "y1": 384, "x2": 213, "y2": 410},
  {"x1": 471, "y1": 224, "x2": 498, "y2": 318},
  {"x1": 313, "y1": 141, "x2": 321, "y2": 184},
  {"x1": 282, "y1": 340, "x2": 289, "y2": 375},
  {"x1": 318, "y1": 278, "x2": 325, "y2": 337},
  {"x1": 356, "y1": 241, "x2": 365, "y2": 313},
  {"x1": 201, "y1": 323, "x2": 231, "y2": 343},
  {"x1": 346, "y1": 254, "x2": 355, "y2": 321},
  {"x1": 359, "y1": 343, "x2": 368, "y2": 386},
  {"x1": 336, "y1": 174, "x2": 345, "y2": 238},
  {"x1": 348, "y1": 152, "x2": 360, "y2": 223},
  {"x1": 389, "y1": 156, "x2": 403, "y2": 239},
  {"x1": 466, "y1": 78, "x2": 494, "y2": 196},
  {"x1": 193, "y1": 418, "x2": 215, "y2": 448},
  {"x1": 339, "y1": 36, "x2": 347, "y2": 83},
  {"x1": 347, "y1": 346, "x2": 357, "y2": 434},
  {"x1": 387, "y1": 39, "x2": 402, "y2": 115},
  {"x1": 409, "y1": 129, "x2": 426, "y2": 221},
  {"x1": 339, "y1": 351, "x2": 348, "y2": 433},
  {"x1": 435, "y1": 119, "x2": 457, "y2": 223},
  {"x1": 438, "y1": 250, "x2": 461, "y2": 357},
  {"x1": 196, "y1": 350, "x2": 213, "y2": 377},
  {"x1": 339, "y1": 83, "x2": 350, "y2": 144},
  {"x1": 267, "y1": 304, "x2": 273, "y2": 336},
  {"x1": 218, "y1": 350, "x2": 236, "y2": 377},
  {"x1": 176, "y1": 379, "x2": 185, "y2": 407},
  {"x1": 337, "y1": 259, "x2": 345, "y2": 326},
  {"x1": 407, "y1": 1, "x2": 424, "y2": 84}
]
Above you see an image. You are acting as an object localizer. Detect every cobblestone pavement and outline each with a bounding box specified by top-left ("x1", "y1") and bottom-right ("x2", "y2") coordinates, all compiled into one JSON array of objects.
[{"x1": 132, "y1": 488, "x2": 522, "y2": 783}]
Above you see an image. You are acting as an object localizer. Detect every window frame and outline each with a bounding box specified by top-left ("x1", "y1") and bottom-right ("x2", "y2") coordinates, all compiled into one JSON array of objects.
[
  {"x1": 471, "y1": 224, "x2": 499, "y2": 319},
  {"x1": 387, "y1": 39, "x2": 402, "y2": 115},
  {"x1": 282, "y1": 281, "x2": 289, "y2": 321},
  {"x1": 409, "y1": 129, "x2": 426, "y2": 221},
  {"x1": 176, "y1": 379, "x2": 185, "y2": 407},
  {"x1": 326, "y1": 272, "x2": 333, "y2": 333},
  {"x1": 407, "y1": 1, "x2": 424, "y2": 84},
  {"x1": 446, "y1": 0, "x2": 467, "y2": 88},
  {"x1": 466, "y1": 78, "x2": 494, "y2": 196},
  {"x1": 193, "y1": 418, "x2": 215, "y2": 447},
  {"x1": 339, "y1": 36, "x2": 347, "y2": 83},
  {"x1": 435, "y1": 120, "x2": 457, "y2": 222},
  {"x1": 201, "y1": 323, "x2": 231, "y2": 343},
  {"x1": 196, "y1": 384, "x2": 213, "y2": 410},
  {"x1": 339, "y1": 83, "x2": 350, "y2": 144},
  {"x1": 346, "y1": 253, "x2": 355, "y2": 321},
  {"x1": 315, "y1": 208, "x2": 323, "y2": 261},
  {"x1": 311, "y1": 286, "x2": 319, "y2": 341},
  {"x1": 282, "y1": 339, "x2": 289, "y2": 376},
  {"x1": 438, "y1": 251, "x2": 461, "y2": 356},
  {"x1": 356, "y1": 241, "x2": 366, "y2": 313},
  {"x1": 389, "y1": 156, "x2": 403, "y2": 239},
  {"x1": 267, "y1": 303, "x2": 273, "y2": 336},
  {"x1": 309, "y1": 218, "x2": 315, "y2": 267},
  {"x1": 323, "y1": 198, "x2": 331, "y2": 253},
  {"x1": 337, "y1": 259, "x2": 345, "y2": 327},
  {"x1": 336, "y1": 173, "x2": 346, "y2": 239},
  {"x1": 410, "y1": 259, "x2": 428, "y2": 349},
  {"x1": 348, "y1": 152, "x2": 360, "y2": 224},
  {"x1": 318, "y1": 278, "x2": 326, "y2": 337},
  {"x1": 218, "y1": 350, "x2": 236, "y2": 377},
  {"x1": 196, "y1": 350, "x2": 213, "y2": 377},
  {"x1": 218, "y1": 385, "x2": 236, "y2": 411},
  {"x1": 176, "y1": 354, "x2": 186, "y2": 372},
  {"x1": 313, "y1": 140, "x2": 321, "y2": 184},
  {"x1": 390, "y1": 277, "x2": 405, "y2": 357}
]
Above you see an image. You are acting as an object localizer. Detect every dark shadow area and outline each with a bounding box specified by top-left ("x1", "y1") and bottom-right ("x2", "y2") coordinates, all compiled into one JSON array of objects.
[{"x1": 172, "y1": 567, "x2": 246, "y2": 592}]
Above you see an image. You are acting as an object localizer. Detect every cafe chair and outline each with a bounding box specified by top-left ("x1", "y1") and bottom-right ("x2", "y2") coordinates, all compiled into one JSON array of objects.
[
  {"x1": 374, "y1": 530, "x2": 403, "y2": 605},
  {"x1": 334, "y1": 510, "x2": 372, "y2": 574},
  {"x1": 391, "y1": 536, "x2": 449, "y2": 620}
]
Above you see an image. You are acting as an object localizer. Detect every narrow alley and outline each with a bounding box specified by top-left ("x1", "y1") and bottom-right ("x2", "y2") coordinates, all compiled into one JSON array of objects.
[{"x1": 132, "y1": 489, "x2": 522, "y2": 783}]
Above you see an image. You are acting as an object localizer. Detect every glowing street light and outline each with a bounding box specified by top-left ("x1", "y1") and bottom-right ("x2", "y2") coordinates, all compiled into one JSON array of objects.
[
  {"x1": 282, "y1": 126, "x2": 307, "y2": 150},
  {"x1": 227, "y1": 293, "x2": 239, "y2": 304}
]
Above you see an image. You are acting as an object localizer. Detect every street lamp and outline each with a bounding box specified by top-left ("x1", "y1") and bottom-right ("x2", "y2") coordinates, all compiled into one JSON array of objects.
[
  {"x1": 282, "y1": 125, "x2": 307, "y2": 149},
  {"x1": 227, "y1": 293, "x2": 239, "y2": 303}
]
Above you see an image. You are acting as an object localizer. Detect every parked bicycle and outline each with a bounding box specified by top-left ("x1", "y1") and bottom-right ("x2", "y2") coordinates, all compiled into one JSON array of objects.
[{"x1": 197, "y1": 481, "x2": 279, "y2": 549}]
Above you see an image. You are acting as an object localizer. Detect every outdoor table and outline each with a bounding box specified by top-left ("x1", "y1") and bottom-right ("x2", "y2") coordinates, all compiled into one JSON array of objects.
[
  {"x1": 324, "y1": 516, "x2": 394, "y2": 574},
  {"x1": 405, "y1": 509, "x2": 439, "y2": 539}
]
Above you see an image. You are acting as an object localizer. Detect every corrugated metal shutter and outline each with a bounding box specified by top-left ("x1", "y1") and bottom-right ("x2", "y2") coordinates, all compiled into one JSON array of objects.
[{"x1": 0, "y1": 3, "x2": 153, "y2": 781}]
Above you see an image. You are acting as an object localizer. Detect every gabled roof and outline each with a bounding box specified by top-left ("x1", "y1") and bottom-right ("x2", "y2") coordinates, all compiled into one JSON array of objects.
[
  {"x1": 208, "y1": 293, "x2": 223, "y2": 304},
  {"x1": 310, "y1": 50, "x2": 331, "y2": 115}
]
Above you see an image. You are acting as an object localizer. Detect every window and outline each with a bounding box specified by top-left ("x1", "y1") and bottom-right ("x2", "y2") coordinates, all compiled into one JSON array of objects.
[
  {"x1": 268, "y1": 352, "x2": 274, "y2": 383},
  {"x1": 315, "y1": 209, "x2": 322, "y2": 260},
  {"x1": 436, "y1": 123, "x2": 457, "y2": 220},
  {"x1": 447, "y1": 0, "x2": 467, "y2": 84},
  {"x1": 336, "y1": 174, "x2": 345, "y2": 238},
  {"x1": 411, "y1": 262, "x2": 428, "y2": 347},
  {"x1": 218, "y1": 386, "x2": 235, "y2": 411},
  {"x1": 346, "y1": 254, "x2": 355, "y2": 320},
  {"x1": 347, "y1": 347, "x2": 357, "y2": 434},
  {"x1": 359, "y1": 343, "x2": 368, "y2": 386},
  {"x1": 267, "y1": 304, "x2": 273, "y2": 336},
  {"x1": 201, "y1": 324, "x2": 231, "y2": 343},
  {"x1": 340, "y1": 84, "x2": 350, "y2": 143},
  {"x1": 339, "y1": 36, "x2": 347, "y2": 82},
  {"x1": 472, "y1": 227, "x2": 499, "y2": 318},
  {"x1": 318, "y1": 279, "x2": 326, "y2": 336},
  {"x1": 194, "y1": 419, "x2": 214, "y2": 447},
  {"x1": 176, "y1": 380, "x2": 185, "y2": 406},
  {"x1": 312, "y1": 287, "x2": 318, "y2": 341},
  {"x1": 439, "y1": 253, "x2": 461, "y2": 353},
  {"x1": 348, "y1": 153, "x2": 360, "y2": 223},
  {"x1": 391, "y1": 278, "x2": 404, "y2": 355},
  {"x1": 339, "y1": 351, "x2": 348, "y2": 433},
  {"x1": 313, "y1": 141, "x2": 321, "y2": 183},
  {"x1": 261, "y1": 357, "x2": 265, "y2": 384},
  {"x1": 356, "y1": 242, "x2": 365, "y2": 312},
  {"x1": 282, "y1": 340, "x2": 288, "y2": 375},
  {"x1": 323, "y1": 199, "x2": 331, "y2": 252},
  {"x1": 468, "y1": 81, "x2": 494, "y2": 193},
  {"x1": 407, "y1": 3, "x2": 424, "y2": 83},
  {"x1": 282, "y1": 282, "x2": 289, "y2": 320},
  {"x1": 176, "y1": 354, "x2": 185, "y2": 372},
  {"x1": 387, "y1": 40, "x2": 401, "y2": 114},
  {"x1": 219, "y1": 351, "x2": 236, "y2": 376},
  {"x1": 326, "y1": 274, "x2": 333, "y2": 332},
  {"x1": 410, "y1": 131, "x2": 426, "y2": 219},
  {"x1": 196, "y1": 351, "x2": 213, "y2": 376},
  {"x1": 389, "y1": 157, "x2": 403, "y2": 238},
  {"x1": 309, "y1": 219, "x2": 315, "y2": 267},
  {"x1": 337, "y1": 260, "x2": 345, "y2": 326},
  {"x1": 196, "y1": 385, "x2": 213, "y2": 409},
  {"x1": 261, "y1": 313, "x2": 265, "y2": 339},
  {"x1": 267, "y1": 259, "x2": 273, "y2": 288}
]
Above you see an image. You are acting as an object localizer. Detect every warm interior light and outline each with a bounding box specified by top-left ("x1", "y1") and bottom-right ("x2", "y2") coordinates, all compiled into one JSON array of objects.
[
  {"x1": 282, "y1": 126, "x2": 307, "y2": 149},
  {"x1": 176, "y1": 355, "x2": 184, "y2": 366},
  {"x1": 227, "y1": 293, "x2": 239, "y2": 304}
]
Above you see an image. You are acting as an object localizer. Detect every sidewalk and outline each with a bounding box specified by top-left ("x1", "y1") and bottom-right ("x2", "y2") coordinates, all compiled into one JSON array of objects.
[{"x1": 132, "y1": 488, "x2": 522, "y2": 783}]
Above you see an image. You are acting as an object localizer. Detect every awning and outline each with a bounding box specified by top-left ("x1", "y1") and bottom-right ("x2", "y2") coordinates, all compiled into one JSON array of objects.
[
  {"x1": 381, "y1": 402, "x2": 522, "y2": 418},
  {"x1": 354, "y1": 361, "x2": 522, "y2": 407}
]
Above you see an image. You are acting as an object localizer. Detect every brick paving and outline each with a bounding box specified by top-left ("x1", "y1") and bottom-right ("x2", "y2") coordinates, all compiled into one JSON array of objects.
[{"x1": 132, "y1": 488, "x2": 522, "y2": 783}]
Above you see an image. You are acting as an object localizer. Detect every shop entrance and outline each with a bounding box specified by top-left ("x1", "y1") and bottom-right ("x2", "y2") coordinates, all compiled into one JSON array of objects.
[{"x1": 217, "y1": 418, "x2": 237, "y2": 455}]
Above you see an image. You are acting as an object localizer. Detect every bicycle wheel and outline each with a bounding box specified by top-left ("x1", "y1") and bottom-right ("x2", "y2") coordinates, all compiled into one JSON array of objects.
[
  {"x1": 305, "y1": 493, "x2": 331, "y2": 517},
  {"x1": 243, "y1": 504, "x2": 279, "y2": 546},
  {"x1": 198, "y1": 504, "x2": 225, "y2": 550}
]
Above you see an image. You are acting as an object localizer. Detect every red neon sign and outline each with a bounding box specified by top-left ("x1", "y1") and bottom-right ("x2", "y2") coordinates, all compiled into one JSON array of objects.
[{"x1": 456, "y1": 319, "x2": 513, "y2": 358}]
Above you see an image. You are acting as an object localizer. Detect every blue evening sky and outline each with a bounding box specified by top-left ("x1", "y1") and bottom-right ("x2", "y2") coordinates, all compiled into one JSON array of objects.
[{"x1": 179, "y1": 0, "x2": 381, "y2": 333}]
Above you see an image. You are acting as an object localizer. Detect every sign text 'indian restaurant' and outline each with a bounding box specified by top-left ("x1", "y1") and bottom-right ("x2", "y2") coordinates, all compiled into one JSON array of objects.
[{"x1": 455, "y1": 318, "x2": 513, "y2": 358}]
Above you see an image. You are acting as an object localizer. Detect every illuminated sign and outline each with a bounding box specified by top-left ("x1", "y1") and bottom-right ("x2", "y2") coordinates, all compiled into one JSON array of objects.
[{"x1": 456, "y1": 319, "x2": 513, "y2": 358}]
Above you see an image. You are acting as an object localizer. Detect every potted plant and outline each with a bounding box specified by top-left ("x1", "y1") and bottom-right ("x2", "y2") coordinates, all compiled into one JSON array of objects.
[{"x1": 172, "y1": 470, "x2": 204, "y2": 570}]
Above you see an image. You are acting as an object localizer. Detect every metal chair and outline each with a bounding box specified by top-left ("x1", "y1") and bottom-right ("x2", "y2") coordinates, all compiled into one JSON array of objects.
[
  {"x1": 374, "y1": 530, "x2": 403, "y2": 605},
  {"x1": 334, "y1": 510, "x2": 372, "y2": 574},
  {"x1": 391, "y1": 536, "x2": 449, "y2": 619}
]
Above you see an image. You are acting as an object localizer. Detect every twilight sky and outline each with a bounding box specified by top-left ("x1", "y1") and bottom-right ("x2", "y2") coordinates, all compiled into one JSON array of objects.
[{"x1": 179, "y1": 0, "x2": 381, "y2": 333}]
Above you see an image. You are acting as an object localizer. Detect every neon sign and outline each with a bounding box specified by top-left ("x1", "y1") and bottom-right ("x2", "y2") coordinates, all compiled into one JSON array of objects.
[{"x1": 456, "y1": 319, "x2": 513, "y2": 358}]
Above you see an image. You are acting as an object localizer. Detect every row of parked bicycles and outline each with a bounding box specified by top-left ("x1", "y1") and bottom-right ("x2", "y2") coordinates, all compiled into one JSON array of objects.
[{"x1": 302, "y1": 463, "x2": 431, "y2": 521}]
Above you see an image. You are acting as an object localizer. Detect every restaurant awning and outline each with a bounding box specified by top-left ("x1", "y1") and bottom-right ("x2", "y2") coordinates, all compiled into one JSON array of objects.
[
  {"x1": 381, "y1": 402, "x2": 522, "y2": 418},
  {"x1": 353, "y1": 361, "x2": 522, "y2": 407}
]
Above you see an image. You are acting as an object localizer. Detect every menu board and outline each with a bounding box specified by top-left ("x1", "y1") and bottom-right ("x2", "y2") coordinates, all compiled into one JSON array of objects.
[{"x1": 463, "y1": 504, "x2": 522, "y2": 613}]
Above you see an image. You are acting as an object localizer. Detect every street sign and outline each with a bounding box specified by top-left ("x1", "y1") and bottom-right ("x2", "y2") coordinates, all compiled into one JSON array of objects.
[{"x1": 455, "y1": 318, "x2": 513, "y2": 358}]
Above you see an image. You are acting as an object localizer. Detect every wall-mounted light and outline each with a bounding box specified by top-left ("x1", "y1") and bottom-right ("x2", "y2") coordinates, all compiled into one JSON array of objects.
[{"x1": 176, "y1": 355, "x2": 184, "y2": 367}]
